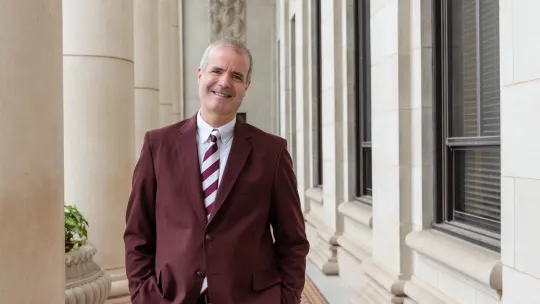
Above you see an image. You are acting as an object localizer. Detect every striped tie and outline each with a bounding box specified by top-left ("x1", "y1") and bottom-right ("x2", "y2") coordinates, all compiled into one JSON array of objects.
[
  {"x1": 200, "y1": 129, "x2": 220, "y2": 294},
  {"x1": 201, "y1": 129, "x2": 221, "y2": 218}
]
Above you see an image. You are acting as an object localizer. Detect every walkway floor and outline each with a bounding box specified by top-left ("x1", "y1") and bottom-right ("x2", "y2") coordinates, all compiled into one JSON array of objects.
[{"x1": 306, "y1": 260, "x2": 349, "y2": 303}]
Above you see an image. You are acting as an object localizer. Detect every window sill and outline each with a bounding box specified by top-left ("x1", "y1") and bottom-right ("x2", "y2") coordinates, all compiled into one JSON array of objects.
[
  {"x1": 353, "y1": 195, "x2": 372, "y2": 206},
  {"x1": 338, "y1": 201, "x2": 372, "y2": 229},
  {"x1": 432, "y1": 222, "x2": 500, "y2": 252},
  {"x1": 305, "y1": 187, "x2": 323, "y2": 204},
  {"x1": 405, "y1": 229, "x2": 502, "y2": 291}
]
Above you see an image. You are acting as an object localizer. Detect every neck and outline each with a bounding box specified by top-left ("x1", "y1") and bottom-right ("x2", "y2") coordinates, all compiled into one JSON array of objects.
[{"x1": 200, "y1": 109, "x2": 235, "y2": 128}]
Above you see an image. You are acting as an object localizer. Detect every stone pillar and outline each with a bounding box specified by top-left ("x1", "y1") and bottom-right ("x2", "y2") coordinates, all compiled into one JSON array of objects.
[
  {"x1": 63, "y1": 0, "x2": 134, "y2": 301},
  {"x1": 171, "y1": 0, "x2": 182, "y2": 122},
  {"x1": 0, "y1": 1, "x2": 64, "y2": 302},
  {"x1": 183, "y1": 0, "x2": 211, "y2": 117},
  {"x1": 305, "y1": 0, "x2": 344, "y2": 276},
  {"x1": 499, "y1": 0, "x2": 540, "y2": 301},
  {"x1": 134, "y1": 0, "x2": 160, "y2": 157},
  {"x1": 158, "y1": 0, "x2": 174, "y2": 126},
  {"x1": 360, "y1": 0, "x2": 413, "y2": 301}
]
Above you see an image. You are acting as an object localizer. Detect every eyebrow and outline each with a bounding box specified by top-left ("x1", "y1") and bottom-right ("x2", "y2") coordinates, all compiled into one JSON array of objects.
[{"x1": 211, "y1": 67, "x2": 245, "y2": 79}]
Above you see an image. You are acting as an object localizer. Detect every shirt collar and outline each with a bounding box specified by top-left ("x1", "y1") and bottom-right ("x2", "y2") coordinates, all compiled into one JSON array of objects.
[{"x1": 196, "y1": 109, "x2": 236, "y2": 144}]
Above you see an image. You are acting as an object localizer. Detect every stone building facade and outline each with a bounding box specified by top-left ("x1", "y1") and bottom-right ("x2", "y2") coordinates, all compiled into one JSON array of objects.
[{"x1": 276, "y1": 0, "x2": 540, "y2": 303}]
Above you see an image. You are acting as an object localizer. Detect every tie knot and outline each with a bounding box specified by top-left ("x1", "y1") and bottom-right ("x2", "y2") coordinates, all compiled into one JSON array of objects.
[{"x1": 209, "y1": 129, "x2": 220, "y2": 143}]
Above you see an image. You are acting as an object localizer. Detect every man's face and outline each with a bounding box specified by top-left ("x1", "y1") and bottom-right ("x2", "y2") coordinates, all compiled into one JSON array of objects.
[{"x1": 198, "y1": 45, "x2": 251, "y2": 121}]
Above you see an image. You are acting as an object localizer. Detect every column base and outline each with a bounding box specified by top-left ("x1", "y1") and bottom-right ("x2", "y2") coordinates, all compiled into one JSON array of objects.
[
  {"x1": 357, "y1": 258, "x2": 408, "y2": 303},
  {"x1": 305, "y1": 212, "x2": 339, "y2": 275},
  {"x1": 105, "y1": 268, "x2": 130, "y2": 304}
]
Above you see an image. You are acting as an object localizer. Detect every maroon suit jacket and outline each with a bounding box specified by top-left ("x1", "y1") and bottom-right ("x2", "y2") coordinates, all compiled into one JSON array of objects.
[{"x1": 124, "y1": 114, "x2": 309, "y2": 304}]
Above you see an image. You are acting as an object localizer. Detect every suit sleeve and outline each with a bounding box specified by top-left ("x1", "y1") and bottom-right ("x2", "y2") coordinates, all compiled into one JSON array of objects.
[
  {"x1": 123, "y1": 132, "x2": 172, "y2": 304},
  {"x1": 270, "y1": 139, "x2": 310, "y2": 304}
]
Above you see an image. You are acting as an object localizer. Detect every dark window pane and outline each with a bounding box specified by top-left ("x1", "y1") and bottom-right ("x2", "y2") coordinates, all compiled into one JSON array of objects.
[
  {"x1": 363, "y1": 0, "x2": 371, "y2": 142},
  {"x1": 450, "y1": 0, "x2": 478, "y2": 137},
  {"x1": 363, "y1": 147, "x2": 372, "y2": 196},
  {"x1": 453, "y1": 147, "x2": 500, "y2": 223},
  {"x1": 479, "y1": 0, "x2": 500, "y2": 136},
  {"x1": 316, "y1": 0, "x2": 322, "y2": 185},
  {"x1": 290, "y1": 17, "x2": 297, "y2": 171},
  {"x1": 450, "y1": 0, "x2": 500, "y2": 138}
]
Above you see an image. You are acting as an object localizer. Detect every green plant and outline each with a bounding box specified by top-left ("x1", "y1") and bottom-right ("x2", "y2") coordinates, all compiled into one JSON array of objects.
[{"x1": 64, "y1": 205, "x2": 89, "y2": 253}]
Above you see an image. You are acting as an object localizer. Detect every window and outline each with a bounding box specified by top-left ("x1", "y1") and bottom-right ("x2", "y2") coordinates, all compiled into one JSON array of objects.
[
  {"x1": 277, "y1": 40, "x2": 281, "y2": 136},
  {"x1": 355, "y1": 0, "x2": 372, "y2": 203},
  {"x1": 433, "y1": 0, "x2": 501, "y2": 251},
  {"x1": 312, "y1": 0, "x2": 323, "y2": 187},
  {"x1": 237, "y1": 112, "x2": 246, "y2": 122},
  {"x1": 290, "y1": 16, "x2": 297, "y2": 171}
]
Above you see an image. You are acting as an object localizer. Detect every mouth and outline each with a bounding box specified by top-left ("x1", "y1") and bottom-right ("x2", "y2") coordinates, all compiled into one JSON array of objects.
[{"x1": 212, "y1": 90, "x2": 232, "y2": 98}]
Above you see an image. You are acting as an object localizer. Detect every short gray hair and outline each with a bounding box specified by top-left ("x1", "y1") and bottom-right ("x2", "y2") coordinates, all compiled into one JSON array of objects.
[{"x1": 199, "y1": 38, "x2": 253, "y2": 83}]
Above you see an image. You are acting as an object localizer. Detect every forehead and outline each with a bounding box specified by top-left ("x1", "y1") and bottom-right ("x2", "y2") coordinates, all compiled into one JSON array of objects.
[{"x1": 206, "y1": 45, "x2": 250, "y2": 72}]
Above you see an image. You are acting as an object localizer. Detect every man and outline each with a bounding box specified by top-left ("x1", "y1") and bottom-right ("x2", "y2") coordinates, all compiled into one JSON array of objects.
[{"x1": 124, "y1": 38, "x2": 309, "y2": 304}]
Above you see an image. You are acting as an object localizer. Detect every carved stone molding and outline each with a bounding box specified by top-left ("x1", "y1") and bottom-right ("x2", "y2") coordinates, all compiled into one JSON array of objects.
[
  {"x1": 209, "y1": 0, "x2": 246, "y2": 43},
  {"x1": 65, "y1": 243, "x2": 112, "y2": 304}
]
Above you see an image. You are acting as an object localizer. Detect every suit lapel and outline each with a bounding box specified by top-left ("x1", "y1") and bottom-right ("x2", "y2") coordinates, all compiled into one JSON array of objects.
[
  {"x1": 175, "y1": 116, "x2": 207, "y2": 227},
  {"x1": 208, "y1": 119, "x2": 252, "y2": 224}
]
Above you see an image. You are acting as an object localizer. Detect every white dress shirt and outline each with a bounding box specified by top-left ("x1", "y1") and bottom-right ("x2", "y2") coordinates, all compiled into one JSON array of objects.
[
  {"x1": 196, "y1": 109, "x2": 235, "y2": 294},
  {"x1": 196, "y1": 109, "x2": 235, "y2": 188}
]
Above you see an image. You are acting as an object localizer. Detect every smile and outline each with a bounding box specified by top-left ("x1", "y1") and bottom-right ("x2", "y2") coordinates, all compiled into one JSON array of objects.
[{"x1": 212, "y1": 91, "x2": 232, "y2": 98}]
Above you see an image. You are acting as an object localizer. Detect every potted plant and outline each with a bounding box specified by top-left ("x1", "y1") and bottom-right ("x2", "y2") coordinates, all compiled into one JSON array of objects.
[
  {"x1": 65, "y1": 205, "x2": 111, "y2": 304},
  {"x1": 65, "y1": 205, "x2": 89, "y2": 253}
]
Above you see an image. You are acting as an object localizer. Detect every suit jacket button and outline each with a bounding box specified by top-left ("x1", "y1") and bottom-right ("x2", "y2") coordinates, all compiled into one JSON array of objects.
[
  {"x1": 205, "y1": 234, "x2": 212, "y2": 241},
  {"x1": 196, "y1": 271, "x2": 205, "y2": 278}
]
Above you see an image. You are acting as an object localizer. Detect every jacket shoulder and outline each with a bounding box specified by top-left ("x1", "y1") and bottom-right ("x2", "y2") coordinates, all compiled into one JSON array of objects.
[{"x1": 144, "y1": 120, "x2": 186, "y2": 147}]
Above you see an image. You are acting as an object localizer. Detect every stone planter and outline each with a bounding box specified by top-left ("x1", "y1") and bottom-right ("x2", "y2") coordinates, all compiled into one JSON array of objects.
[{"x1": 65, "y1": 243, "x2": 112, "y2": 304}]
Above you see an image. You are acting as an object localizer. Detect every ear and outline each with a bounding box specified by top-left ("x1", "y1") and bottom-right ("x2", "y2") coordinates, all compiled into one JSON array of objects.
[
  {"x1": 197, "y1": 67, "x2": 202, "y2": 85},
  {"x1": 244, "y1": 81, "x2": 251, "y2": 91}
]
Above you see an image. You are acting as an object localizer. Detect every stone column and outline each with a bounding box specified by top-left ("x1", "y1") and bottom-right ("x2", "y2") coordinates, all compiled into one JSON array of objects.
[
  {"x1": 183, "y1": 0, "x2": 211, "y2": 117},
  {"x1": 158, "y1": 0, "x2": 174, "y2": 126},
  {"x1": 134, "y1": 0, "x2": 160, "y2": 157},
  {"x1": 306, "y1": 0, "x2": 344, "y2": 276},
  {"x1": 63, "y1": 1, "x2": 134, "y2": 302},
  {"x1": 0, "y1": 1, "x2": 64, "y2": 302},
  {"x1": 359, "y1": 0, "x2": 413, "y2": 301},
  {"x1": 499, "y1": 0, "x2": 540, "y2": 301},
  {"x1": 171, "y1": 0, "x2": 182, "y2": 122}
]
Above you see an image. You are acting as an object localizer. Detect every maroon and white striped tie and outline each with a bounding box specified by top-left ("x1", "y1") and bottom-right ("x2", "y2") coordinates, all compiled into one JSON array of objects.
[
  {"x1": 201, "y1": 129, "x2": 220, "y2": 218},
  {"x1": 200, "y1": 129, "x2": 220, "y2": 294}
]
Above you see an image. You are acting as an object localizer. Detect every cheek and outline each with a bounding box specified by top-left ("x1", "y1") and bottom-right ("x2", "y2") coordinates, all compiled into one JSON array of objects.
[{"x1": 234, "y1": 85, "x2": 246, "y2": 97}]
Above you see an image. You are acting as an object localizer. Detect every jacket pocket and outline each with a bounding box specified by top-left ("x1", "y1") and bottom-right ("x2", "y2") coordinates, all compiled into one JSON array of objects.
[
  {"x1": 252, "y1": 268, "x2": 282, "y2": 291},
  {"x1": 156, "y1": 267, "x2": 163, "y2": 292}
]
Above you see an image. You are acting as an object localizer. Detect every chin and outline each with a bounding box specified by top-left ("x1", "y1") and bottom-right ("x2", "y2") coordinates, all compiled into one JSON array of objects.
[{"x1": 204, "y1": 102, "x2": 233, "y2": 115}]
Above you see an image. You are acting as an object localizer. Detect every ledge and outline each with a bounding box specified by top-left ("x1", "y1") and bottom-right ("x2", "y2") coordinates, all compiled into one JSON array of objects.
[
  {"x1": 403, "y1": 276, "x2": 455, "y2": 304},
  {"x1": 305, "y1": 187, "x2": 323, "y2": 204},
  {"x1": 106, "y1": 267, "x2": 129, "y2": 299},
  {"x1": 305, "y1": 212, "x2": 339, "y2": 245},
  {"x1": 108, "y1": 278, "x2": 129, "y2": 299},
  {"x1": 405, "y1": 229, "x2": 502, "y2": 291},
  {"x1": 338, "y1": 201, "x2": 373, "y2": 229},
  {"x1": 362, "y1": 258, "x2": 406, "y2": 296},
  {"x1": 336, "y1": 233, "x2": 371, "y2": 262}
]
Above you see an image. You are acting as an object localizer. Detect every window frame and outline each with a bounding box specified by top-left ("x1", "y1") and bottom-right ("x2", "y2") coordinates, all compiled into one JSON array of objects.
[
  {"x1": 290, "y1": 15, "x2": 297, "y2": 172},
  {"x1": 432, "y1": 0, "x2": 501, "y2": 252},
  {"x1": 354, "y1": 0, "x2": 372, "y2": 205},
  {"x1": 314, "y1": 0, "x2": 323, "y2": 187}
]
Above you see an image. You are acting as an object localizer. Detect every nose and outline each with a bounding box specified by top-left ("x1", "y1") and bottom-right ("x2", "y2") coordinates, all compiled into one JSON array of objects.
[{"x1": 217, "y1": 74, "x2": 231, "y2": 88}]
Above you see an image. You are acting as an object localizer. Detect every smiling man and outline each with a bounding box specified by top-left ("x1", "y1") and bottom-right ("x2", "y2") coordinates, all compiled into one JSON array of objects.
[{"x1": 124, "y1": 38, "x2": 309, "y2": 304}]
